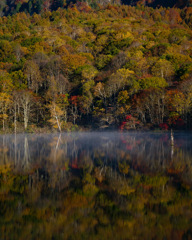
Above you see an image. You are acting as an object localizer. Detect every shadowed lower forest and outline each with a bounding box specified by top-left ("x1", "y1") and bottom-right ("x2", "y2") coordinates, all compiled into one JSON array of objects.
[{"x1": 1, "y1": 4, "x2": 192, "y2": 132}]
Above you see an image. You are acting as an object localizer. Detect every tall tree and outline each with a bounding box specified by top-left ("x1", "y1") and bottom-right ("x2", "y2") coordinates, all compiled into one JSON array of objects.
[
  {"x1": 24, "y1": 60, "x2": 42, "y2": 93},
  {"x1": 18, "y1": 90, "x2": 34, "y2": 130}
]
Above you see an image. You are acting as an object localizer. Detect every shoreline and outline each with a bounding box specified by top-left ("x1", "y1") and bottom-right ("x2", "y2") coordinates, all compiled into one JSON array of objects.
[{"x1": 0, "y1": 127, "x2": 191, "y2": 135}]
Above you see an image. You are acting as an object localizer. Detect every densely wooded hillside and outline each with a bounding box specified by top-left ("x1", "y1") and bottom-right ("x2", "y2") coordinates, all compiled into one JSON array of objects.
[{"x1": 0, "y1": 5, "x2": 192, "y2": 132}]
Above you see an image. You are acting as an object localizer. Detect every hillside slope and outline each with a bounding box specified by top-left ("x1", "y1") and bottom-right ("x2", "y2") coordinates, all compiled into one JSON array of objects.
[{"x1": 0, "y1": 5, "x2": 192, "y2": 132}]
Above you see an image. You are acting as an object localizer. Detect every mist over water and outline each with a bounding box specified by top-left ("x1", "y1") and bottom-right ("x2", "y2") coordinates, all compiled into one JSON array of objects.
[
  {"x1": 0, "y1": 131, "x2": 192, "y2": 173},
  {"x1": 1, "y1": 131, "x2": 192, "y2": 240}
]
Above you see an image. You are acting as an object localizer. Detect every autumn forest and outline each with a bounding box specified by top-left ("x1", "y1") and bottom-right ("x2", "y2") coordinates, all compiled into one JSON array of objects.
[
  {"x1": 1, "y1": 2, "x2": 192, "y2": 132},
  {"x1": 1, "y1": 2, "x2": 192, "y2": 239}
]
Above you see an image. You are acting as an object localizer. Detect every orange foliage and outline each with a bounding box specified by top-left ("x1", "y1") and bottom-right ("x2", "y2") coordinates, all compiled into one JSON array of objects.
[{"x1": 62, "y1": 54, "x2": 87, "y2": 70}]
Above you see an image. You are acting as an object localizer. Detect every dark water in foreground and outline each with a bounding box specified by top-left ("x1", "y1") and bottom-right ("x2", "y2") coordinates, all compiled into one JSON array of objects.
[{"x1": 0, "y1": 131, "x2": 192, "y2": 240}]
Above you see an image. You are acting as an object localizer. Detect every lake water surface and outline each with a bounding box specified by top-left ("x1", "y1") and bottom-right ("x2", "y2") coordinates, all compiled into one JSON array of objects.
[{"x1": 0, "y1": 132, "x2": 192, "y2": 240}]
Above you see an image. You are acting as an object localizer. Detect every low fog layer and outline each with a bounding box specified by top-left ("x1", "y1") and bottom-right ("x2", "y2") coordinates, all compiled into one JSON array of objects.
[{"x1": 0, "y1": 132, "x2": 192, "y2": 175}]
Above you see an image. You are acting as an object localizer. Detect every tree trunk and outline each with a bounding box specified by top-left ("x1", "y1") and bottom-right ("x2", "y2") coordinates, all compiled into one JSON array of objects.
[
  {"x1": 24, "y1": 107, "x2": 28, "y2": 130},
  {"x1": 54, "y1": 105, "x2": 61, "y2": 132},
  {"x1": 14, "y1": 103, "x2": 17, "y2": 134},
  {"x1": 2, "y1": 118, "x2": 5, "y2": 131}
]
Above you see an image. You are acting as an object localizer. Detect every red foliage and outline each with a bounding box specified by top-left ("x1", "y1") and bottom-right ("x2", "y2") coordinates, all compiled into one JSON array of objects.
[
  {"x1": 76, "y1": 1, "x2": 92, "y2": 13},
  {"x1": 106, "y1": 4, "x2": 119, "y2": 11},
  {"x1": 125, "y1": 115, "x2": 131, "y2": 120},
  {"x1": 159, "y1": 123, "x2": 169, "y2": 130},
  {"x1": 70, "y1": 157, "x2": 79, "y2": 169},
  {"x1": 70, "y1": 95, "x2": 78, "y2": 106},
  {"x1": 120, "y1": 114, "x2": 141, "y2": 131}
]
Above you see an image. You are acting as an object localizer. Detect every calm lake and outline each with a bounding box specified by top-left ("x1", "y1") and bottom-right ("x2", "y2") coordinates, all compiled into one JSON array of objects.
[{"x1": 0, "y1": 131, "x2": 192, "y2": 240}]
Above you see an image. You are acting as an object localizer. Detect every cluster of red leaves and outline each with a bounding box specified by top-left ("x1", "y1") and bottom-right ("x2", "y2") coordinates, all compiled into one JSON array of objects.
[
  {"x1": 70, "y1": 95, "x2": 78, "y2": 106},
  {"x1": 159, "y1": 123, "x2": 169, "y2": 130},
  {"x1": 159, "y1": 118, "x2": 185, "y2": 130},
  {"x1": 120, "y1": 115, "x2": 139, "y2": 130}
]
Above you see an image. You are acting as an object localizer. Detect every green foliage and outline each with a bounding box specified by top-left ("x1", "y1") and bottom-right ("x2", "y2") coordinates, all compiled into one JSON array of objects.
[
  {"x1": 168, "y1": 29, "x2": 191, "y2": 44},
  {"x1": 95, "y1": 54, "x2": 113, "y2": 69},
  {"x1": 104, "y1": 41, "x2": 119, "y2": 55},
  {"x1": 21, "y1": 37, "x2": 43, "y2": 47},
  {"x1": 139, "y1": 77, "x2": 168, "y2": 89},
  {"x1": 11, "y1": 70, "x2": 27, "y2": 89},
  {"x1": 0, "y1": 40, "x2": 15, "y2": 62}
]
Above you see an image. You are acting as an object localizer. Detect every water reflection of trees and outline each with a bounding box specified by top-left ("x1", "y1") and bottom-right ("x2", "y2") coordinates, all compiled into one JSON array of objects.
[
  {"x1": 0, "y1": 132, "x2": 192, "y2": 183},
  {"x1": 1, "y1": 132, "x2": 192, "y2": 240}
]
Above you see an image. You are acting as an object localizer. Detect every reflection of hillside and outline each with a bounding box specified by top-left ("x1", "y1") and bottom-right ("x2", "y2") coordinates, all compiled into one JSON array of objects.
[
  {"x1": 1, "y1": 133, "x2": 192, "y2": 240},
  {"x1": 0, "y1": 132, "x2": 192, "y2": 183}
]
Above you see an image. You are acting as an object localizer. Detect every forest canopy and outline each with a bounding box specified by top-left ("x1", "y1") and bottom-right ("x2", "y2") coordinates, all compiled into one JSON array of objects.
[
  {"x1": 1, "y1": 0, "x2": 192, "y2": 17},
  {"x1": 0, "y1": 4, "x2": 192, "y2": 132}
]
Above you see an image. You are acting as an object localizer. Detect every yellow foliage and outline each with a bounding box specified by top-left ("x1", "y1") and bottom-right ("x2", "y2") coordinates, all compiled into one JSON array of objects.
[
  {"x1": 62, "y1": 54, "x2": 87, "y2": 70},
  {"x1": 117, "y1": 184, "x2": 135, "y2": 196},
  {"x1": 115, "y1": 31, "x2": 134, "y2": 41},
  {"x1": 80, "y1": 52, "x2": 94, "y2": 61},
  {"x1": 117, "y1": 219, "x2": 135, "y2": 228},
  {"x1": 145, "y1": 41, "x2": 155, "y2": 49},
  {"x1": 0, "y1": 164, "x2": 11, "y2": 174},
  {"x1": 116, "y1": 68, "x2": 134, "y2": 77}
]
